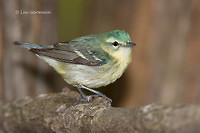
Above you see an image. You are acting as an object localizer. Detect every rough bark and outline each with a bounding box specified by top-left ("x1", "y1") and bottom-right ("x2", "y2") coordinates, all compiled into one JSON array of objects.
[{"x1": 0, "y1": 88, "x2": 200, "y2": 133}]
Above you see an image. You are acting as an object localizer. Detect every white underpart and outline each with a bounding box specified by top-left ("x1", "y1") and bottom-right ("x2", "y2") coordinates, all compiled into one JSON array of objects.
[
  {"x1": 37, "y1": 55, "x2": 66, "y2": 74},
  {"x1": 38, "y1": 55, "x2": 59, "y2": 67},
  {"x1": 35, "y1": 46, "x2": 132, "y2": 89}
]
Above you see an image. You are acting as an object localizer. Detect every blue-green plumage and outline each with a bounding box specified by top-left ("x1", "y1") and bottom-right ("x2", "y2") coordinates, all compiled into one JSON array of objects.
[{"x1": 14, "y1": 30, "x2": 136, "y2": 102}]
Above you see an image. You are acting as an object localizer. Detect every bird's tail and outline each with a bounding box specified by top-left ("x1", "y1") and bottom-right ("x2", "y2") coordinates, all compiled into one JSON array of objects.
[{"x1": 14, "y1": 41, "x2": 46, "y2": 50}]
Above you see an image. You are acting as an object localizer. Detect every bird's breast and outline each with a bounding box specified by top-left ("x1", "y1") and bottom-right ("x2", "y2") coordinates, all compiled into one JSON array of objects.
[
  {"x1": 39, "y1": 55, "x2": 132, "y2": 88},
  {"x1": 62, "y1": 58, "x2": 130, "y2": 88}
]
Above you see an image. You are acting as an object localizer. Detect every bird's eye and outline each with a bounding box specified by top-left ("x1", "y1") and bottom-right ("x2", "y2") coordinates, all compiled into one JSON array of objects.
[{"x1": 112, "y1": 41, "x2": 119, "y2": 47}]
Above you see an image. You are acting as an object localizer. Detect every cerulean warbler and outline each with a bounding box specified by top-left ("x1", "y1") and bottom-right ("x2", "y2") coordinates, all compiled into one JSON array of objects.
[{"x1": 14, "y1": 30, "x2": 136, "y2": 102}]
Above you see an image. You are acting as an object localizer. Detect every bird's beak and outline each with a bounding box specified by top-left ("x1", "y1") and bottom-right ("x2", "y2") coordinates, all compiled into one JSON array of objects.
[{"x1": 124, "y1": 42, "x2": 136, "y2": 47}]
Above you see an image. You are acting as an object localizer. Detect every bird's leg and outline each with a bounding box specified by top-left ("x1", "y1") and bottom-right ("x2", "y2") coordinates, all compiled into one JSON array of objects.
[
  {"x1": 79, "y1": 85, "x2": 112, "y2": 103},
  {"x1": 77, "y1": 87, "x2": 88, "y2": 102}
]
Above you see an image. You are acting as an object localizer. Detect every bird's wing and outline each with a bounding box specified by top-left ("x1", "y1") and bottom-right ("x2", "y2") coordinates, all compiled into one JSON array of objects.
[{"x1": 30, "y1": 41, "x2": 109, "y2": 66}]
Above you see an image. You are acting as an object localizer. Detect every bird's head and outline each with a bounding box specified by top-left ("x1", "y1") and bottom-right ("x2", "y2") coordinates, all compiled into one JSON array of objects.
[{"x1": 100, "y1": 30, "x2": 136, "y2": 62}]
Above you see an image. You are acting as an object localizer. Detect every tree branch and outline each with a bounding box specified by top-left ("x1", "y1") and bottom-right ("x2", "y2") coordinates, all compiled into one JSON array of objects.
[{"x1": 1, "y1": 88, "x2": 200, "y2": 133}]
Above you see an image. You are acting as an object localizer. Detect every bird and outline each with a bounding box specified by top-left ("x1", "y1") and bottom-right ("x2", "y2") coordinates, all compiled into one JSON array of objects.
[{"x1": 14, "y1": 30, "x2": 136, "y2": 103}]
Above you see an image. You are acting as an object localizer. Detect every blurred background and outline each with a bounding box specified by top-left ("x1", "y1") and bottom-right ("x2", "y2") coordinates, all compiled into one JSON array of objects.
[{"x1": 0, "y1": 0, "x2": 200, "y2": 107}]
